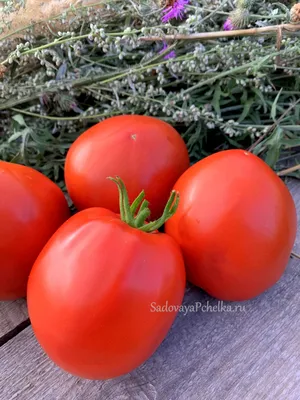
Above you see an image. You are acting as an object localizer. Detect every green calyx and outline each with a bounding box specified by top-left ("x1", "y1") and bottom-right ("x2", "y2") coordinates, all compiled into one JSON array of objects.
[
  {"x1": 229, "y1": 8, "x2": 250, "y2": 29},
  {"x1": 108, "y1": 176, "x2": 179, "y2": 233}
]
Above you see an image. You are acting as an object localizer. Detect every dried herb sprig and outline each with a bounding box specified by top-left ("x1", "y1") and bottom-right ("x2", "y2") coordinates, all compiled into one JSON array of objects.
[{"x1": 0, "y1": 0, "x2": 299, "y2": 186}]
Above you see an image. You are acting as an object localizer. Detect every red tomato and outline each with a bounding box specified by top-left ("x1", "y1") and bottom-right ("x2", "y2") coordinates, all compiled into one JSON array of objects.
[
  {"x1": 64, "y1": 115, "x2": 190, "y2": 219},
  {"x1": 0, "y1": 161, "x2": 70, "y2": 300},
  {"x1": 165, "y1": 150, "x2": 297, "y2": 301},
  {"x1": 27, "y1": 207, "x2": 185, "y2": 379}
]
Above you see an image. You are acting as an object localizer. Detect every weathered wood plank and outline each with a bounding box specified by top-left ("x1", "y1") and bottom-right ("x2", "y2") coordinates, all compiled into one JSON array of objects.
[
  {"x1": 0, "y1": 179, "x2": 299, "y2": 400},
  {"x1": 0, "y1": 300, "x2": 28, "y2": 338}
]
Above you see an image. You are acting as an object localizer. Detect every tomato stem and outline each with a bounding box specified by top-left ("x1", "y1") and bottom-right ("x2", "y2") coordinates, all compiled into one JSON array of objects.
[
  {"x1": 110, "y1": 177, "x2": 135, "y2": 226},
  {"x1": 108, "y1": 176, "x2": 180, "y2": 233},
  {"x1": 139, "y1": 190, "x2": 180, "y2": 233},
  {"x1": 130, "y1": 190, "x2": 145, "y2": 215},
  {"x1": 139, "y1": 199, "x2": 150, "y2": 214},
  {"x1": 117, "y1": 179, "x2": 126, "y2": 222},
  {"x1": 135, "y1": 208, "x2": 151, "y2": 227}
]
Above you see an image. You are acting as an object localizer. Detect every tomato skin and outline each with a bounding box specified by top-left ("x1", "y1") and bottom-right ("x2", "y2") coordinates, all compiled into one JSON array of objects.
[
  {"x1": 0, "y1": 162, "x2": 70, "y2": 300},
  {"x1": 165, "y1": 150, "x2": 297, "y2": 301},
  {"x1": 27, "y1": 208, "x2": 186, "y2": 380},
  {"x1": 64, "y1": 115, "x2": 190, "y2": 219}
]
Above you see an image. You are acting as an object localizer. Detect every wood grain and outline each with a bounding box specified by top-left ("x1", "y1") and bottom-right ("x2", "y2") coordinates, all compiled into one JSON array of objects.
[
  {"x1": 0, "y1": 179, "x2": 300, "y2": 400},
  {"x1": 0, "y1": 300, "x2": 28, "y2": 337}
]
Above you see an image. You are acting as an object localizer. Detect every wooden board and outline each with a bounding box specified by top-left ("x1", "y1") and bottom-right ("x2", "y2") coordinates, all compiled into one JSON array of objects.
[
  {"x1": 0, "y1": 300, "x2": 28, "y2": 339},
  {"x1": 1, "y1": 179, "x2": 300, "y2": 400}
]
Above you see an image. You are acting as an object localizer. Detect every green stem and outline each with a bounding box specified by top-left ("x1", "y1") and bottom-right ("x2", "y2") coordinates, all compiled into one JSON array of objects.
[
  {"x1": 109, "y1": 177, "x2": 126, "y2": 221},
  {"x1": 135, "y1": 208, "x2": 151, "y2": 227},
  {"x1": 138, "y1": 200, "x2": 150, "y2": 215},
  {"x1": 130, "y1": 190, "x2": 145, "y2": 215},
  {"x1": 108, "y1": 177, "x2": 179, "y2": 232},
  {"x1": 109, "y1": 177, "x2": 135, "y2": 226},
  {"x1": 119, "y1": 179, "x2": 136, "y2": 226},
  {"x1": 139, "y1": 191, "x2": 180, "y2": 233}
]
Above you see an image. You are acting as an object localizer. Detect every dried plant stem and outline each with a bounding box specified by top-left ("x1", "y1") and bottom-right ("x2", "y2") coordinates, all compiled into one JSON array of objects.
[
  {"x1": 277, "y1": 164, "x2": 300, "y2": 177},
  {"x1": 248, "y1": 99, "x2": 300, "y2": 153},
  {"x1": 0, "y1": 53, "x2": 195, "y2": 111},
  {"x1": 200, "y1": 8, "x2": 285, "y2": 20},
  {"x1": 140, "y1": 23, "x2": 300, "y2": 42},
  {"x1": 0, "y1": 0, "x2": 299, "y2": 180},
  {"x1": 276, "y1": 27, "x2": 283, "y2": 66},
  {"x1": 291, "y1": 251, "x2": 300, "y2": 260},
  {"x1": 182, "y1": 48, "x2": 285, "y2": 96},
  {"x1": 10, "y1": 107, "x2": 121, "y2": 121}
]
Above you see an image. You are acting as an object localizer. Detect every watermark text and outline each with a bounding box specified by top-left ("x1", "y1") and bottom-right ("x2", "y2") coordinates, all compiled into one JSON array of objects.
[{"x1": 150, "y1": 301, "x2": 246, "y2": 315}]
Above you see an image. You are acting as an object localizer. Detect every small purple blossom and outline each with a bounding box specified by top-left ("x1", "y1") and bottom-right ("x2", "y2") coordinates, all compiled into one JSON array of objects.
[
  {"x1": 223, "y1": 18, "x2": 235, "y2": 31},
  {"x1": 164, "y1": 50, "x2": 176, "y2": 60},
  {"x1": 162, "y1": 0, "x2": 189, "y2": 23},
  {"x1": 159, "y1": 42, "x2": 176, "y2": 60}
]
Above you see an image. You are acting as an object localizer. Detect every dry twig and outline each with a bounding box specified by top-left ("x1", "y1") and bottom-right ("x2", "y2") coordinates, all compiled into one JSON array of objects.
[
  {"x1": 278, "y1": 164, "x2": 300, "y2": 177},
  {"x1": 140, "y1": 23, "x2": 300, "y2": 42}
]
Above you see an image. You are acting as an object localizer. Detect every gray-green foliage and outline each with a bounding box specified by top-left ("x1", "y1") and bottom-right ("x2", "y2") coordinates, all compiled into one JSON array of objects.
[{"x1": 0, "y1": 0, "x2": 299, "y2": 183}]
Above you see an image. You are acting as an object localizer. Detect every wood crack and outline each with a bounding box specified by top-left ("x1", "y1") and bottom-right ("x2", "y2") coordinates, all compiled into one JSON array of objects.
[{"x1": 0, "y1": 318, "x2": 31, "y2": 347}]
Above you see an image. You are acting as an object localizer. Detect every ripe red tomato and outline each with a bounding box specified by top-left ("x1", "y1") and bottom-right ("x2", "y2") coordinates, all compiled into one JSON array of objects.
[
  {"x1": 165, "y1": 150, "x2": 297, "y2": 301},
  {"x1": 0, "y1": 161, "x2": 70, "y2": 300},
  {"x1": 27, "y1": 183, "x2": 185, "y2": 380},
  {"x1": 64, "y1": 115, "x2": 190, "y2": 219}
]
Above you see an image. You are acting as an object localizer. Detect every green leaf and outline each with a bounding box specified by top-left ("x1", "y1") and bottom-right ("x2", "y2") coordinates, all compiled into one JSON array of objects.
[
  {"x1": 7, "y1": 131, "x2": 23, "y2": 143},
  {"x1": 254, "y1": 54, "x2": 272, "y2": 72},
  {"x1": 241, "y1": 89, "x2": 248, "y2": 104},
  {"x1": 29, "y1": 130, "x2": 54, "y2": 146},
  {"x1": 212, "y1": 84, "x2": 221, "y2": 116},
  {"x1": 265, "y1": 127, "x2": 283, "y2": 167},
  {"x1": 12, "y1": 114, "x2": 27, "y2": 127},
  {"x1": 252, "y1": 88, "x2": 268, "y2": 114},
  {"x1": 249, "y1": 110, "x2": 261, "y2": 125},
  {"x1": 295, "y1": 105, "x2": 300, "y2": 120},
  {"x1": 53, "y1": 164, "x2": 60, "y2": 181},
  {"x1": 271, "y1": 88, "x2": 282, "y2": 122},
  {"x1": 8, "y1": 128, "x2": 31, "y2": 143},
  {"x1": 265, "y1": 146, "x2": 281, "y2": 168},
  {"x1": 281, "y1": 138, "x2": 300, "y2": 147},
  {"x1": 224, "y1": 135, "x2": 243, "y2": 148},
  {"x1": 238, "y1": 98, "x2": 254, "y2": 123},
  {"x1": 252, "y1": 142, "x2": 265, "y2": 156}
]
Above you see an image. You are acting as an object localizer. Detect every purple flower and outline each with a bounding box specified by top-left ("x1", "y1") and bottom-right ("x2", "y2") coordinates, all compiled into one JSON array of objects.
[
  {"x1": 223, "y1": 18, "x2": 235, "y2": 31},
  {"x1": 162, "y1": 0, "x2": 189, "y2": 23},
  {"x1": 164, "y1": 50, "x2": 176, "y2": 60},
  {"x1": 159, "y1": 42, "x2": 176, "y2": 60}
]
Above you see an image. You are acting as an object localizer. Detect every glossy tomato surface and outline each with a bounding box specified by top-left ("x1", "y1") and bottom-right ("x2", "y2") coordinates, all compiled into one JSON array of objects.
[
  {"x1": 0, "y1": 161, "x2": 70, "y2": 300},
  {"x1": 27, "y1": 208, "x2": 186, "y2": 380},
  {"x1": 65, "y1": 115, "x2": 190, "y2": 219},
  {"x1": 165, "y1": 150, "x2": 297, "y2": 301}
]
